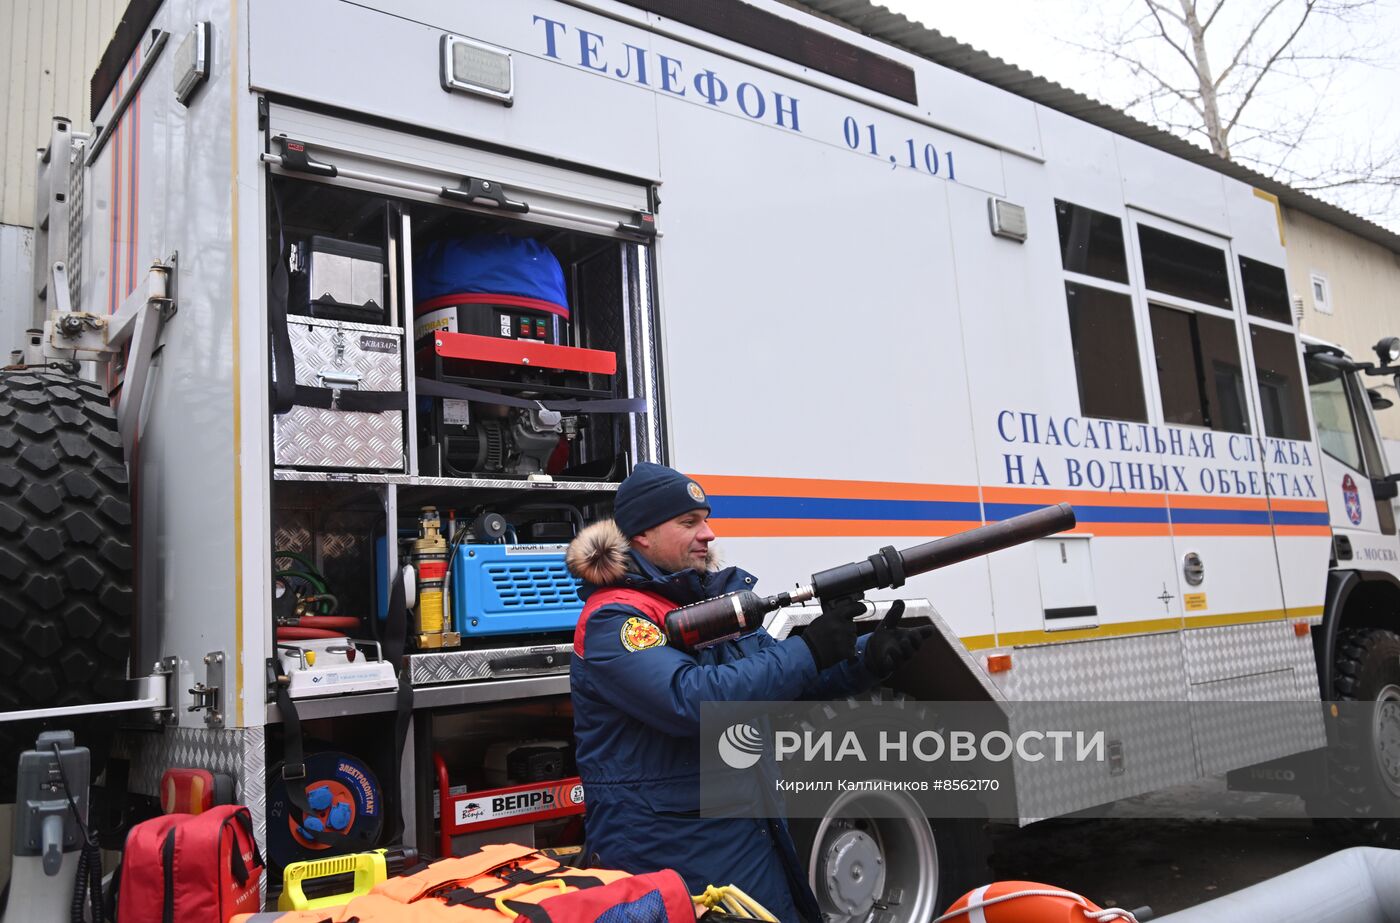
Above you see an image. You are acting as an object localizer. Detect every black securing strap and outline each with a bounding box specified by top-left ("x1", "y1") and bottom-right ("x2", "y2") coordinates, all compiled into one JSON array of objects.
[
  {"x1": 268, "y1": 182, "x2": 297, "y2": 416},
  {"x1": 445, "y1": 871, "x2": 605, "y2": 908},
  {"x1": 292, "y1": 385, "x2": 408, "y2": 413},
  {"x1": 505, "y1": 902, "x2": 553, "y2": 922},
  {"x1": 382, "y1": 569, "x2": 414, "y2": 845},
  {"x1": 223, "y1": 808, "x2": 266, "y2": 887},
  {"x1": 274, "y1": 680, "x2": 348, "y2": 849},
  {"x1": 416, "y1": 377, "x2": 647, "y2": 414}
]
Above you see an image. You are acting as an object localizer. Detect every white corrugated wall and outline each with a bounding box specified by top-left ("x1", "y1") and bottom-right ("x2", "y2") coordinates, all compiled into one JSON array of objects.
[
  {"x1": 0, "y1": 0, "x2": 124, "y2": 352},
  {"x1": 0, "y1": 0, "x2": 126, "y2": 229}
]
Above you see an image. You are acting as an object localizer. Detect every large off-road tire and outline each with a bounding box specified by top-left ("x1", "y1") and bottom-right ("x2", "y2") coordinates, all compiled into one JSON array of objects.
[
  {"x1": 787, "y1": 693, "x2": 990, "y2": 922},
  {"x1": 0, "y1": 371, "x2": 132, "y2": 802},
  {"x1": 1317, "y1": 627, "x2": 1400, "y2": 845}
]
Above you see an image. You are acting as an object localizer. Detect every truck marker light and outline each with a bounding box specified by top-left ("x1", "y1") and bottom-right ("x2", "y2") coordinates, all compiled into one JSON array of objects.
[
  {"x1": 987, "y1": 654, "x2": 1012, "y2": 673},
  {"x1": 440, "y1": 34, "x2": 514, "y2": 105},
  {"x1": 1294, "y1": 621, "x2": 1310, "y2": 637}
]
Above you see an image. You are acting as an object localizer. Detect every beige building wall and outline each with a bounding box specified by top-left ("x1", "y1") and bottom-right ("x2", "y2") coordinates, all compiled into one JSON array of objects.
[
  {"x1": 1, "y1": 0, "x2": 125, "y2": 228},
  {"x1": 1284, "y1": 207, "x2": 1400, "y2": 441}
]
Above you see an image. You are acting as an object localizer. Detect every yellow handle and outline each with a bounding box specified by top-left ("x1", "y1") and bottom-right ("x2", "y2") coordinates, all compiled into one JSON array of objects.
[
  {"x1": 494, "y1": 878, "x2": 569, "y2": 917},
  {"x1": 279, "y1": 850, "x2": 388, "y2": 911},
  {"x1": 694, "y1": 884, "x2": 779, "y2": 921}
]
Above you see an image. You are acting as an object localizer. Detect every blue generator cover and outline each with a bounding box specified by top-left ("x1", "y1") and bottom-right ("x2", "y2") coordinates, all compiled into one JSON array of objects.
[
  {"x1": 414, "y1": 235, "x2": 568, "y2": 316},
  {"x1": 451, "y1": 543, "x2": 583, "y2": 637}
]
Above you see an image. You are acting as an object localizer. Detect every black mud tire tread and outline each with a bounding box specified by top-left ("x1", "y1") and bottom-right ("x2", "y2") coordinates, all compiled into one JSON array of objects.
[
  {"x1": 1317, "y1": 627, "x2": 1400, "y2": 847},
  {"x1": 0, "y1": 371, "x2": 132, "y2": 802}
]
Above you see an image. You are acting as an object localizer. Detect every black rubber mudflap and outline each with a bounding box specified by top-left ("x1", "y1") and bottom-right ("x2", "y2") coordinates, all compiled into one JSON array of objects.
[{"x1": 0, "y1": 371, "x2": 133, "y2": 801}]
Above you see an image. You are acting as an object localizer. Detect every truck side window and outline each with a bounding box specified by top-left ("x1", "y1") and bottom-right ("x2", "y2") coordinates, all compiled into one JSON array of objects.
[
  {"x1": 1239, "y1": 257, "x2": 1292, "y2": 325},
  {"x1": 1065, "y1": 283, "x2": 1148, "y2": 422},
  {"x1": 1249, "y1": 325, "x2": 1309, "y2": 440},
  {"x1": 1056, "y1": 200, "x2": 1146, "y2": 422},
  {"x1": 1308, "y1": 369, "x2": 1363, "y2": 470},
  {"x1": 1149, "y1": 304, "x2": 1249, "y2": 433},
  {"x1": 1138, "y1": 226, "x2": 1233, "y2": 310},
  {"x1": 1055, "y1": 200, "x2": 1129, "y2": 283}
]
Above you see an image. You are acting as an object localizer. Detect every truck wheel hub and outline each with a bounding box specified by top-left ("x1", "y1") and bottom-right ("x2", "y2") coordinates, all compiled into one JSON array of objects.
[
  {"x1": 1376, "y1": 684, "x2": 1400, "y2": 795},
  {"x1": 820, "y1": 828, "x2": 883, "y2": 917}
]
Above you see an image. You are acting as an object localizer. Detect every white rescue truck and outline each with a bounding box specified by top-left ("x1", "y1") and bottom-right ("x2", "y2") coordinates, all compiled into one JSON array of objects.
[{"x1": 5, "y1": 0, "x2": 1400, "y2": 918}]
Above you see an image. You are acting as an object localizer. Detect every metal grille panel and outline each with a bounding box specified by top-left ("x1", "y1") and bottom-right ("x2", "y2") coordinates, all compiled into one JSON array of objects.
[{"x1": 488, "y1": 562, "x2": 580, "y2": 607}]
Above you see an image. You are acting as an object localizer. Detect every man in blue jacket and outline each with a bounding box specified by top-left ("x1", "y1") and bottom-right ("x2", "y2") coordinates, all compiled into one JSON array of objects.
[{"x1": 566, "y1": 464, "x2": 932, "y2": 922}]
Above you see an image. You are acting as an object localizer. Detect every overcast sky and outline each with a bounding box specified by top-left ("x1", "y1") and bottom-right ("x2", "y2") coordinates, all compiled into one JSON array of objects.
[{"x1": 876, "y1": 0, "x2": 1400, "y2": 233}]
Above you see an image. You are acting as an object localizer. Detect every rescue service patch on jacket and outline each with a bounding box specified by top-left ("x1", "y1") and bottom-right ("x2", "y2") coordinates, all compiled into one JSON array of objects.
[{"x1": 620, "y1": 616, "x2": 666, "y2": 652}]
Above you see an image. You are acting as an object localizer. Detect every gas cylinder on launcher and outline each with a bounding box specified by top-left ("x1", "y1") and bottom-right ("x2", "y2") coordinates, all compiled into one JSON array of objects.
[{"x1": 413, "y1": 506, "x2": 460, "y2": 649}]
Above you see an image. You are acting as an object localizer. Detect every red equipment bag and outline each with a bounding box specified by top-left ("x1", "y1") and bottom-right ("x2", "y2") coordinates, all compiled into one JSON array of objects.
[
  {"x1": 118, "y1": 804, "x2": 266, "y2": 923},
  {"x1": 511, "y1": 869, "x2": 695, "y2": 923}
]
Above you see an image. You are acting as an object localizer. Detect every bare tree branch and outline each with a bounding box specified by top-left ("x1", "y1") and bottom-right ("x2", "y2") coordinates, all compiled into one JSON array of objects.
[
  {"x1": 1213, "y1": 0, "x2": 1289, "y2": 89},
  {"x1": 1224, "y1": 0, "x2": 1319, "y2": 136},
  {"x1": 1143, "y1": 0, "x2": 1199, "y2": 71},
  {"x1": 1062, "y1": 0, "x2": 1398, "y2": 230},
  {"x1": 1201, "y1": 0, "x2": 1230, "y2": 32}
]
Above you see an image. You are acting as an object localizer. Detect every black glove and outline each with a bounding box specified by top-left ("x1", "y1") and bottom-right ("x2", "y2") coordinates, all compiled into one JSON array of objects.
[
  {"x1": 800, "y1": 596, "x2": 863, "y2": 670},
  {"x1": 863, "y1": 600, "x2": 935, "y2": 677}
]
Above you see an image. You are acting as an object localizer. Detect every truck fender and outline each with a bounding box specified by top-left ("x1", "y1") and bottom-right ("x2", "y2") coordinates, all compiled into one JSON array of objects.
[{"x1": 1319, "y1": 568, "x2": 1400, "y2": 697}]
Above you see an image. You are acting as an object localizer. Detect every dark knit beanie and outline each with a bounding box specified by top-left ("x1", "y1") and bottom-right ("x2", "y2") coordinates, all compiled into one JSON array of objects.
[{"x1": 614, "y1": 463, "x2": 711, "y2": 537}]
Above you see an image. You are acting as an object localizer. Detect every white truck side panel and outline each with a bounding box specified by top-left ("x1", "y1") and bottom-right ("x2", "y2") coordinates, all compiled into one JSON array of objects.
[
  {"x1": 1116, "y1": 134, "x2": 1230, "y2": 235},
  {"x1": 648, "y1": 90, "x2": 997, "y2": 640},
  {"x1": 376, "y1": 0, "x2": 1045, "y2": 163},
  {"x1": 83, "y1": 1, "x2": 264, "y2": 726},
  {"x1": 247, "y1": 0, "x2": 663, "y2": 183}
]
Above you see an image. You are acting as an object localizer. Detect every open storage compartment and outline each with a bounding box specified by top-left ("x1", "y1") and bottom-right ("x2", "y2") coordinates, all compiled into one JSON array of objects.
[{"x1": 262, "y1": 104, "x2": 663, "y2": 861}]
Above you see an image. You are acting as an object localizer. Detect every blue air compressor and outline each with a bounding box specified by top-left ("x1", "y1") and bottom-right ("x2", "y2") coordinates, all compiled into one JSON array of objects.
[
  {"x1": 449, "y1": 543, "x2": 582, "y2": 637},
  {"x1": 375, "y1": 530, "x2": 583, "y2": 639}
]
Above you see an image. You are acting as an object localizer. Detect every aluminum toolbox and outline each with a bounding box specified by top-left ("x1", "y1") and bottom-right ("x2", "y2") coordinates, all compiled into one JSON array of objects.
[{"x1": 272, "y1": 316, "x2": 405, "y2": 470}]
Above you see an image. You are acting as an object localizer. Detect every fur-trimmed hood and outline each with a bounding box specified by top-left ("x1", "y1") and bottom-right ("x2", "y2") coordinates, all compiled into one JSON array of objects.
[{"x1": 565, "y1": 519, "x2": 721, "y2": 589}]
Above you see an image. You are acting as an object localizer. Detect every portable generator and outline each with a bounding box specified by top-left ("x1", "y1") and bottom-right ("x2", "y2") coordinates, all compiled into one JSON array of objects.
[{"x1": 412, "y1": 234, "x2": 621, "y2": 478}]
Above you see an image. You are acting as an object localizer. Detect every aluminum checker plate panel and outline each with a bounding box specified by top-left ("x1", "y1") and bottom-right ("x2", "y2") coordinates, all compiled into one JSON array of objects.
[
  {"x1": 273, "y1": 318, "x2": 404, "y2": 470},
  {"x1": 990, "y1": 632, "x2": 1196, "y2": 819},
  {"x1": 1181, "y1": 619, "x2": 1321, "y2": 689},
  {"x1": 409, "y1": 642, "x2": 573, "y2": 685},
  {"x1": 112, "y1": 725, "x2": 268, "y2": 901}
]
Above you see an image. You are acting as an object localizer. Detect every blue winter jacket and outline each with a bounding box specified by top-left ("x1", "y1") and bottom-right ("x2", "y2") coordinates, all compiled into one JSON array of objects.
[{"x1": 566, "y1": 520, "x2": 877, "y2": 923}]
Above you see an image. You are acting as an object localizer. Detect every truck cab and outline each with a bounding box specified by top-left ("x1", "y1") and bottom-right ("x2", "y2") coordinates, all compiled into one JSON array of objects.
[{"x1": 1294, "y1": 336, "x2": 1400, "y2": 827}]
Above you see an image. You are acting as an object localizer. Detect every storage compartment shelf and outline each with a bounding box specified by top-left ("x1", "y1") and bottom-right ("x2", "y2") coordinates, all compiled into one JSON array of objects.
[
  {"x1": 265, "y1": 674, "x2": 570, "y2": 723},
  {"x1": 273, "y1": 470, "x2": 619, "y2": 492},
  {"x1": 407, "y1": 642, "x2": 572, "y2": 686}
]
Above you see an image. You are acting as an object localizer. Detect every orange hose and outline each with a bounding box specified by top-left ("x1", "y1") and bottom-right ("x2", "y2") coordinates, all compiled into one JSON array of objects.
[
  {"x1": 276, "y1": 627, "x2": 345, "y2": 641},
  {"x1": 295, "y1": 615, "x2": 360, "y2": 631}
]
